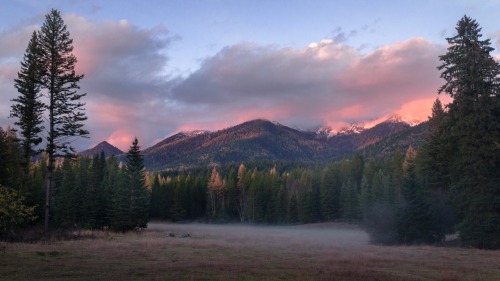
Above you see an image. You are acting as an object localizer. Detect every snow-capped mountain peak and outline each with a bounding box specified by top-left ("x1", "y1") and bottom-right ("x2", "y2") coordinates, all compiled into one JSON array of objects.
[
  {"x1": 314, "y1": 115, "x2": 424, "y2": 138},
  {"x1": 336, "y1": 122, "x2": 366, "y2": 136},
  {"x1": 385, "y1": 114, "x2": 422, "y2": 127}
]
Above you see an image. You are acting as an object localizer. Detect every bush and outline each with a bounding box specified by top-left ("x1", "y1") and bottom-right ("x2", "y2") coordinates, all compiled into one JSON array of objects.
[{"x1": 0, "y1": 184, "x2": 37, "y2": 239}]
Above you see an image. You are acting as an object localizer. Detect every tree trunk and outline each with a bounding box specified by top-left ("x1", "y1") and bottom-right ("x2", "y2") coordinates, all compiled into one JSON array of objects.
[{"x1": 44, "y1": 156, "x2": 53, "y2": 232}]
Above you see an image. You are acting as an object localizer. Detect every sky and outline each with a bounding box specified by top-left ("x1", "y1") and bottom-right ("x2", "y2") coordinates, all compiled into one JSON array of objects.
[{"x1": 1, "y1": 0, "x2": 500, "y2": 151}]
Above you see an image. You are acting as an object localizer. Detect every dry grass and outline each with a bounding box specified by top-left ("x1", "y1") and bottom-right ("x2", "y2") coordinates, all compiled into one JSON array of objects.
[{"x1": 1, "y1": 222, "x2": 499, "y2": 280}]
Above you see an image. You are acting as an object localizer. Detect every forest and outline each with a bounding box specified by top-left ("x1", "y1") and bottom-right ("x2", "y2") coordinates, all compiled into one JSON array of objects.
[{"x1": 1, "y1": 10, "x2": 499, "y2": 250}]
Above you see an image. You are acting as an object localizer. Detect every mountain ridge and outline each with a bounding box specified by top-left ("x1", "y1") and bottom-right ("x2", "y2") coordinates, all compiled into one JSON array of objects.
[{"x1": 80, "y1": 118, "x2": 426, "y2": 171}]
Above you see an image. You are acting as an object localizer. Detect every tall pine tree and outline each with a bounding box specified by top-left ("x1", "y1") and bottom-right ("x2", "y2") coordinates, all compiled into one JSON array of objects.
[
  {"x1": 125, "y1": 138, "x2": 150, "y2": 229},
  {"x1": 437, "y1": 15, "x2": 500, "y2": 249},
  {"x1": 20, "y1": 9, "x2": 90, "y2": 231},
  {"x1": 10, "y1": 31, "x2": 44, "y2": 167}
]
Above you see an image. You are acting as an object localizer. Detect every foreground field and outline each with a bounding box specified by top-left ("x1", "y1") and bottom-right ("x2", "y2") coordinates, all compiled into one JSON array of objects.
[{"x1": 1, "y1": 222, "x2": 499, "y2": 280}]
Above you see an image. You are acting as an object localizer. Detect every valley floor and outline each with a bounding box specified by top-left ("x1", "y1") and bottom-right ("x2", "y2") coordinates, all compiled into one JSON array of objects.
[{"x1": 1, "y1": 222, "x2": 499, "y2": 280}]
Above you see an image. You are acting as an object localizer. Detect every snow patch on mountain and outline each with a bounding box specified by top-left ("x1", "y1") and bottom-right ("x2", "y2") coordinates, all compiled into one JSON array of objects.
[
  {"x1": 315, "y1": 115, "x2": 423, "y2": 138},
  {"x1": 385, "y1": 114, "x2": 422, "y2": 127},
  {"x1": 178, "y1": 130, "x2": 210, "y2": 137}
]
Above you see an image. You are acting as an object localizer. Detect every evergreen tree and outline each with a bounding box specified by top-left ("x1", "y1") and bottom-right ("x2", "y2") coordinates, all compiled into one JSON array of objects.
[
  {"x1": 297, "y1": 171, "x2": 314, "y2": 223},
  {"x1": 125, "y1": 138, "x2": 150, "y2": 229},
  {"x1": 35, "y1": 9, "x2": 89, "y2": 231},
  {"x1": 10, "y1": 31, "x2": 44, "y2": 167},
  {"x1": 93, "y1": 152, "x2": 108, "y2": 228},
  {"x1": 320, "y1": 164, "x2": 341, "y2": 220},
  {"x1": 25, "y1": 158, "x2": 45, "y2": 220},
  {"x1": 150, "y1": 175, "x2": 161, "y2": 218},
  {"x1": 417, "y1": 99, "x2": 456, "y2": 239},
  {"x1": 56, "y1": 158, "x2": 78, "y2": 227},
  {"x1": 110, "y1": 138, "x2": 150, "y2": 231},
  {"x1": 437, "y1": 15, "x2": 500, "y2": 249},
  {"x1": 418, "y1": 98, "x2": 450, "y2": 191},
  {"x1": 236, "y1": 164, "x2": 248, "y2": 222},
  {"x1": 340, "y1": 179, "x2": 360, "y2": 220},
  {"x1": 110, "y1": 167, "x2": 132, "y2": 231},
  {"x1": 360, "y1": 175, "x2": 372, "y2": 218},
  {"x1": 102, "y1": 155, "x2": 120, "y2": 225},
  {"x1": 0, "y1": 128, "x2": 23, "y2": 190},
  {"x1": 397, "y1": 146, "x2": 437, "y2": 244},
  {"x1": 388, "y1": 149, "x2": 404, "y2": 203},
  {"x1": 170, "y1": 176, "x2": 188, "y2": 221}
]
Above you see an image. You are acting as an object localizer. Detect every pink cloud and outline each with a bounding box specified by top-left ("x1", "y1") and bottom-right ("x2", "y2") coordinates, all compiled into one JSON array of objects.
[
  {"x1": 1, "y1": 11, "x2": 455, "y2": 152},
  {"x1": 395, "y1": 95, "x2": 453, "y2": 121},
  {"x1": 106, "y1": 129, "x2": 135, "y2": 152},
  {"x1": 172, "y1": 37, "x2": 446, "y2": 135},
  {"x1": 87, "y1": 101, "x2": 133, "y2": 127}
]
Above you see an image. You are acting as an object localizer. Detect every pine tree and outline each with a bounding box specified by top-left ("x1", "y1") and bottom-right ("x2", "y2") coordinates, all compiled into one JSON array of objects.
[
  {"x1": 437, "y1": 15, "x2": 500, "y2": 249},
  {"x1": 170, "y1": 176, "x2": 188, "y2": 221},
  {"x1": 417, "y1": 98, "x2": 456, "y2": 239},
  {"x1": 149, "y1": 175, "x2": 161, "y2": 218},
  {"x1": 236, "y1": 164, "x2": 248, "y2": 222},
  {"x1": 34, "y1": 9, "x2": 89, "y2": 231},
  {"x1": 102, "y1": 155, "x2": 120, "y2": 226},
  {"x1": 109, "y1": 138, "x2": 150, "y2": 231},
  {"x1": 110, "y1": 167, "x2": 132, "y2": 231},
  {"x1": 10, "y1": 31, "x2": 44, "y2": 167},
  {"x1": 417, "y1": 98, "x2": 450, "y2": 191},
  {"x1": 125, "y1": 138, "x2": 150, "y2": 229},
  {"x1": 320, "y1": 164, "x2": 341, "y2": 220},
  {"x1": 397, "y1": 146, "x2": 437, "y2": 244},
  {"x1": 0, "y1": 128, "x2": 23, "y2": 189},
  {"x1": 56, "y1": 158, "x2": 78, "y2": 227},
  {"x1": 340, "y1": 179, "x2": 360, "y2": 220}
]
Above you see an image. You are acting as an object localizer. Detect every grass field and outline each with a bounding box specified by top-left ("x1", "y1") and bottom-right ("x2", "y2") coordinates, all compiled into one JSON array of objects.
[{"x1": 1, "y1": 222, "x2": 499, "y2": 280}]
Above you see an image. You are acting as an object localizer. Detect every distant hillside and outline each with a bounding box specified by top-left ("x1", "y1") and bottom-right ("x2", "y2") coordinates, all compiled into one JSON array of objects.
[
  {"x1": 143, "y1": 119, "x2": 334, "y2": 170},
  {"x1": 140, "y1": 118, "x2": 423, "y2": 170},
  {"x1": 361, "y1": 122, "x2": 428, "y2": 159},
  {"x1": 80, "y1": 118, "x2": 427, "y2": 170},
  {"x1": 80, "y1": 141, "x2": 123, "y2": 158}
]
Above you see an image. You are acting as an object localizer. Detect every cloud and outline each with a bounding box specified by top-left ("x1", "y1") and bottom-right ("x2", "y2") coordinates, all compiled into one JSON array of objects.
[
  {"x1": 0, "y1": 13, "x2": 178, "y2": 151},
  {"x1": 59, "y1": 14, "x2": 180, "y2": 149},
  {"x1": 171, "y1": 37, "x2": 445, "y2": 131},
  {"x1": 1, "y1": 11, "x2": 448, "y2": 152}
]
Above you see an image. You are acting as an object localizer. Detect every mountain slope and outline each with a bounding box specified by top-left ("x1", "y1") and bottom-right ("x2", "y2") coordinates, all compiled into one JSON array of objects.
[
  {"x1": 361, "y1": 121, "x2": 428, "y2": 159},
  {"x1": 80, "y1": 118, "x2": 426, "y2": 170},
  {"x1": 143, "y1": 119, "x2": 335, "y2": 170},
  {"x1": 141, "y1": 118, "x2": 423, "y2": 170}
]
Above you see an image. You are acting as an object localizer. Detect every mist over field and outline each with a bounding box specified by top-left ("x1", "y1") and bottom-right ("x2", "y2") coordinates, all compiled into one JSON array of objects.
[{"x1": 149, "y1": 222, "x2": 369, "y2": 251}]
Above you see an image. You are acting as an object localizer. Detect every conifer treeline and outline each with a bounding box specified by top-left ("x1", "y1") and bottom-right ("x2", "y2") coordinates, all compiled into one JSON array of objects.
[
  {"x1": 0, "y1": 133, "x2": 150, "y2": 233},
  {"x1": 1, "y1": 127, "x2": 414, "y2": 231}
]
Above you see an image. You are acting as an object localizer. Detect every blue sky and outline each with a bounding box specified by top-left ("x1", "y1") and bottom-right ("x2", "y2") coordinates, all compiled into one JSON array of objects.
[
  {"x1": 4, "y1": 0, "x2": 498, "y2": 74},
  {"x1": 1, "y1": 0, "x2": 500, "y2": 150}
]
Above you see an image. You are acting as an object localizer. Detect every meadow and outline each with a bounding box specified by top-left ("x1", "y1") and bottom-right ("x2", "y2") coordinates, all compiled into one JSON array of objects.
[{"x1": 1, "y1": 222, "x2": 499, "y2": 281}]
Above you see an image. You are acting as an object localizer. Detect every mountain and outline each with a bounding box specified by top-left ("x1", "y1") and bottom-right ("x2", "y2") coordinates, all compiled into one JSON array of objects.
[
  {"x1": 143, "y1": 119, "x2": 335, "y2": 170},
  {"x1": 80, "y1": 118, "x2": 426, "y2": 170},
  {"x1": 140, "y1": 118, "x2": 424, "y2": 170},
  {"x1": 361, "y1": 121, "x2": 428, "y2": 159},
  {"x1": 336, "y1": 122, "x2": 367, "y2": 136},
  {"x1": 79, "y1": 141, "x2": 123, "y2": 158}
]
